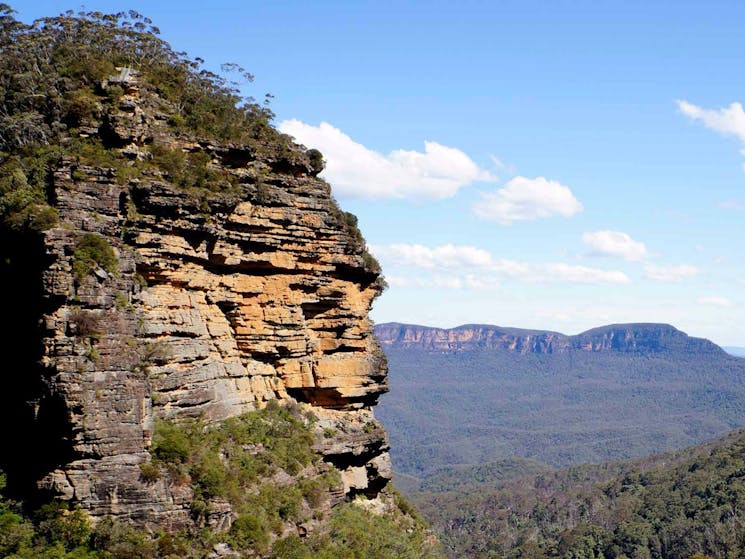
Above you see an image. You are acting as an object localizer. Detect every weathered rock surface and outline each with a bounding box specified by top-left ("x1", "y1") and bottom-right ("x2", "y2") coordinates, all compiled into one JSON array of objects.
[
  {"x1": 2, "y1": 78, "x2": 391, "y2": 528},
  {"x1": 375, "y1": 322, "x2": 725, "y2": 355}
]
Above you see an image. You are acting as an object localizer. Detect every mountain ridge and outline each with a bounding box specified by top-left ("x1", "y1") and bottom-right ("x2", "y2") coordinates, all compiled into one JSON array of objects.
[{"x1": 375, "y1": 321, "x2": 725, "y2": 355}]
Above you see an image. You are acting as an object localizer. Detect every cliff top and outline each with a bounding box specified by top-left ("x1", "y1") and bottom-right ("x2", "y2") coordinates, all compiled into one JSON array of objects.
[{"x1": 0, "y1": 7, "x2": 442, "y2": 559}]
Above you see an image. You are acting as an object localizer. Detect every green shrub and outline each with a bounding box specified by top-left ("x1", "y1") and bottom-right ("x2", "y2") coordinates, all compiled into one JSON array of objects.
[
  {"x1": 152, "y1": 421, "x2": 192, "y2": 464},
  {"x1": 139, "y1": 462, "x2": 161, "y2": 483},
  {"x1": 167, "y1": 113, "x2": 186, "y2": 128},
  {"x1": 104, "y1": 85, "x2": 124, "y2": 103},
  {"x1": 0, "y1": 510, "x2": 34, "y2": 556},
  {"x1": 151, "y1": 403, "x2": 326, "y2": 540},
  {"x1": 149, "y1": 144, "x2": 218, "y2": 189},
  {"x1": 72, "y1": 234, "x2": 117, "y2": 280},
  {"x1": 36, "y1": 505, "x2": 92, "y2": 551},
  {"x1": 307, "y1": 148, "x2": 324, "y2": 175},
  {"x1": 229, "y1": 513, "x2": 270, "y2": 553},
  {"x1": 114, "y1": 291, "x2": 129, "y2": 311},
  {"x1": 0, "y1": 146, "x2": 61, "y2": 232},
  {"x1": 269, "y1": 535, "x2": 313, "y2": 559},
  {"x1": 27, "y1": 205, "x2": 59, "y2": 230},
  {"x1": 63, "y1": 89, "x2": 100, "y2": 126},
  {"x1": 270, "y1": 501, "x2": 444, "y2": 559}
]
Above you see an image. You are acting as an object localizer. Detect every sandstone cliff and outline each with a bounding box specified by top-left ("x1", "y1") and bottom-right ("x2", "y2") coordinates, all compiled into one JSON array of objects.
[
  {"x1": 0, "y1": 70, "x2": 391, "y2": 532},
  {"x1": 374, "y1": 322, "x2": 724, "y2": 354}
]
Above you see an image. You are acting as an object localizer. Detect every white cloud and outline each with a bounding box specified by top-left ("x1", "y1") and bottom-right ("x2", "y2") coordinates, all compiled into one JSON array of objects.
[
  {"x1": 677, "y1": 100, "x2": 745, "y2": 169},
  {"x1": 371, "y1": 243, "x2": 629, "y2": 285},
  {"x1": 371, "y1": 243, "x2": 493, "y2": 269},
  {"x1": 697, "y1": 295, "x2": 732, "y2": 307},
  {"x1": 473, "y1": 176, "x2": 583, "y2": 224},
  {"x1": 677, "y1": 100, "x2": 745, "y2": 142},
  {"x1": 543, "y1": 263, "x2": 630, "y2": 285},
  {"x1": 644, "y1": 264, "x2": 700, "y2": 282},
  {"x1": 582, "y1": 230, "x2": 648, "y2": 261},
  {"x1": 385, "y1": 273, "x2": 500, "y2": 291},
  {"x1": 278, "y1": 119, "x2": 495, "y2": 199}
]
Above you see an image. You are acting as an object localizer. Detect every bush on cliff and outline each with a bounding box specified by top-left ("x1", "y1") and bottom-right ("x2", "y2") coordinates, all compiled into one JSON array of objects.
[{"x1": 72, "y1": 234, "x2": 118, "y2": 280}]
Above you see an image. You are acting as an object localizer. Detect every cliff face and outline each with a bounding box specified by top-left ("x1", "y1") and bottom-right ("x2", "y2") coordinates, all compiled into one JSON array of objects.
[
  {"x1": 0, "y1": 75, "x2": 390, "y2": 528},
  {"x1": 375, "y1": 322, "x2": 724, "y2": 355}
]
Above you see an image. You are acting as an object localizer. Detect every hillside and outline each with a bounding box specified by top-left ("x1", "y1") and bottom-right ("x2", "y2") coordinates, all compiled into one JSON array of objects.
[
  {"x1": 0, "y1": 8, "x2": 441, "y2": 558},
  {"x1": 411, "y1": 428, "x2": 745, "y2": 558},
  {"x1": 375, "y1": 322, "x2": 745, "y2": 476}
]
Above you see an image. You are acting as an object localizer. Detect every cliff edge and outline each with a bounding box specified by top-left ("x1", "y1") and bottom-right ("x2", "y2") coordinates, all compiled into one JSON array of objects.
[{"x1": 0, "y1": 11, "x2": 392, "y2": 535}]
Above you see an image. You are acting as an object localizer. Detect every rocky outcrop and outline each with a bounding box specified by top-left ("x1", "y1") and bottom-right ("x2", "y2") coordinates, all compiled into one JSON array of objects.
[
  {"x1": 0, "y1": 76, "x2": 390, "y2": 528},
  {"x1": 375, "y1": 322, "x2": 725, "y2": 355}
]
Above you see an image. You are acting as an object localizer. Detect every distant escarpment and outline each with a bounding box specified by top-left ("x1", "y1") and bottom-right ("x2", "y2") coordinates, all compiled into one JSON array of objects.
[
  {"x1": 0, "y1": 10, "x2": 415, "y2": 552},
  {"x1": 376, "y1": 320, "x2": 745, "y2": 477},
  {"x1": 375, "y1": 322, "x2": 724, "y2": 355}
]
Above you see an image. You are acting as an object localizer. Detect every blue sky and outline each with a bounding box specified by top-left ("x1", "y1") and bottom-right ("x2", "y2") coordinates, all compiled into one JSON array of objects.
[{"x1": 12, "y1": 1, "x2": 745, "y2": 345}]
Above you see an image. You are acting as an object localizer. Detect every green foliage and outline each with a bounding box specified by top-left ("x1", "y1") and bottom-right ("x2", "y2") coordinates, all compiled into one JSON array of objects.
[
  {"x1": 0, "y1": 144, "x2": 61, "y2": 232},
  {"x1": 410, "y1": 429, "x2": 745, "y2": 559},
  {"x1": 0, "y1": 7, "x2": 276, "y2": 150},
  {"x1": 152, "y1": 402, "x2": 320, "y2": 525},
  {"x1": 334, "y1": 209, "x2": 384, "y2": 279},
  {"x1": 306, "y1": 148, "x2": 324, "y2": 175},
  {"x1": 72, "y1": 234, "x2": 117, "y2": 280},
  {"x1": 343, "y1": 211, "x2": 364, "y2": 246},
  {"x1": 379, "y1": 347, "x2": 745, "y2": 477},
  {"x1": 148, "y1": 144, "x2": 226, "y2": 190},
  {"x1": 269, "y1": 499, "x2": 443, "y2": 559},
  {"x1": 229, "y1": 513, "x2": 271, "y2": 553},
  {"x1": 114, "y1": 291, "x2": 129, "y2": 311},
  {"x1": 0, "y1": 470, "x2": 196, "y2": 557},
  {"x1": 411, "y1": 458, "x2": 553, "y2": 494},
  {"x1": 62, "y1": 89, "x2": 100, "y2": 126},
  {"x1": 36, "y1": 504, "x2": 93, "y2": 551},
  {"x1": 138, "y1": 462, "x2": 161, "y2": 483}
]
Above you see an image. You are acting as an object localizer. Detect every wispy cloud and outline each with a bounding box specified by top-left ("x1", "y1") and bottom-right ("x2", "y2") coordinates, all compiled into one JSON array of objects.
[
  {"x1": 677, "y1": 100, "x2": 745, "y2": 169},
  {"x1": 473, "y1": 176, "x2": 583, "y2": 224},
  {"x1": 374, "y1": 243, "x2": 493, "y2": 269},
  {"x1": 719, "y1": 199, "x2": 745, "y2": 211},
  {"x1": 644, "y1": 264, "x2": 700, "y2": 282},
  {"x1": 697, "y1": 295, "x2": 732, "y2": 307},
  {"x1": 582, "y1": 230, "x2": 648, "y2": 261},
  {"x1": 278, "y1": 119, "x2": 495, "y2": 199},
  {"x1": 387, "y1": 273, "x2": 501, "y2": 291},
  {"x1": 372, "y1": 243, "x2": 629, "y2": 285}
]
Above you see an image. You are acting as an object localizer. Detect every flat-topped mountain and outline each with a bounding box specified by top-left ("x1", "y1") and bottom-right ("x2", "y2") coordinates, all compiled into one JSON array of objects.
[
  {"x1": 375, "y1": 321, "x2": 745, "y2": 477},
  {"x1": 375, "y1": 322, "x2": 725, "y2": 354}
]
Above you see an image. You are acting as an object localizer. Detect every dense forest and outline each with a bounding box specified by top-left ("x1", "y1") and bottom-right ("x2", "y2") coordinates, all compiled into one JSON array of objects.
[
  {"x1": 378, "y1": 346, "x2": 745, "y2": 476},
  {"x1": 409, "y1": 428, "x2": 745, "y2": 558}
]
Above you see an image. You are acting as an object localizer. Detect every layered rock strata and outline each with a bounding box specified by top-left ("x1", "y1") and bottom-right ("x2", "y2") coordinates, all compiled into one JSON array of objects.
[{"x1": 3, "y1": 77, "x2": 390, "y2": 528}]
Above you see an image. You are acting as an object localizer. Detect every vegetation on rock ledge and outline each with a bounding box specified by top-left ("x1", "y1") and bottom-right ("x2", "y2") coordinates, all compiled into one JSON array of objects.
[{"x1": 0, "y1": 403, "x2": 441, "y2": 558}]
